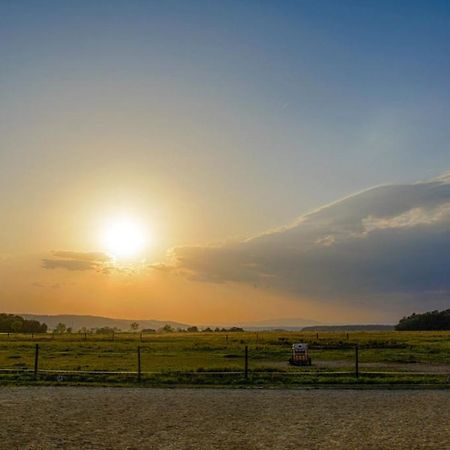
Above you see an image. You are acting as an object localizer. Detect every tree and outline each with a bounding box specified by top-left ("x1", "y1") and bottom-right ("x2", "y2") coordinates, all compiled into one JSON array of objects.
[
  {"x1": 0, "y1": 314, "x2": 47, "y2": 333},
  {"x1": 130, "y1": 322, "x2": 139, "y2": 331},
  {"x1": 187, "y1": 326, "x2": 199, "y2": 332},
  {"x1": 11, "y1": 320, "x2": 22, "y2": 333},
  {"x1": 26, "y1": 320, "x2": 47, "y2": 333},
  {"x1": 54, "y1": 323, "x2": 67, "y2": 334},
  {"x1": 160, "y1": 324, "x2": 174, "y2": 333},
  {"x1": 396, "y1": 309, "x2": 450, "y2": 331},
  {"x1": 95, "y1": 326, "x2": 117, "y2": 334}
]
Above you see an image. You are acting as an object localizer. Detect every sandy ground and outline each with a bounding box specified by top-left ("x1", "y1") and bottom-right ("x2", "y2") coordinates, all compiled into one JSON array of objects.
[{"x1": 0, "y1": 387, "x2": 449, "y2": 450}]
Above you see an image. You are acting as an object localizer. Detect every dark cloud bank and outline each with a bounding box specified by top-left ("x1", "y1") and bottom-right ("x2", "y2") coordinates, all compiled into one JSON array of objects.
[{"x1": 172, "y1": 175, "x2": 450, "y2": 313}]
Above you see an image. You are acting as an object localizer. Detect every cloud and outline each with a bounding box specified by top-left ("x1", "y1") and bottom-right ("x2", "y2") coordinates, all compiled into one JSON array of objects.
[
  {"x1": 171, "y1": 174, "x2": 450, "y2": 311},
  {"x1": 42, "y1": 259, "x2": 98, "y2": 271},
  {"x1": 52, "y1": 251, "x2": 111, "y2": 262},
  {"x1": 148, "y1": 262, "x2": 175, "y2": 272},
  {"x1": 42, "y1": 251, "x2": 111, "y2": 272},
  {"x1": 32, "y1": 281, "x2": 70, "y2": 289}
]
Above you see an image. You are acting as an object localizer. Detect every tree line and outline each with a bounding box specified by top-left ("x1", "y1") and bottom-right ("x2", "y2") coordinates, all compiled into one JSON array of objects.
[
  {"x1": 52, "y1": 324, "x2": 245, "y2": 333},
  {"x1": 0, "y1": 313, "x2": 47, "y2": 333},
  {"x1": 396, "y1": 309, "x2": 450, "y2": 331}
]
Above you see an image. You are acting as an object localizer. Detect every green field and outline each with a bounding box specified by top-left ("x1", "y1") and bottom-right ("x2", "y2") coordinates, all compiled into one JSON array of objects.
[{"x1": 0, "y1": 331, "x2": 449, "y2": 386}]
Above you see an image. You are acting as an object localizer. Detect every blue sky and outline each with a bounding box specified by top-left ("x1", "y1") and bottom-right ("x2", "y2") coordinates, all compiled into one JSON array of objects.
[{"x1": 2, "y1": 2, "x2": 450, "y2": 233}]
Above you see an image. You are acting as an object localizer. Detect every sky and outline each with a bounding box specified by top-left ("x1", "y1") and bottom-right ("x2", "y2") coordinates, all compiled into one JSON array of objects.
[{"x1": 1, "y1": 1, "x2": 450, "y2": 325}]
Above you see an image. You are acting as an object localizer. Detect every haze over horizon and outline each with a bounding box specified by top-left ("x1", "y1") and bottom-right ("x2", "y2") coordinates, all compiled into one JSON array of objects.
[{"x1": 2, "y1": 1, "x2": 450, "y2": 324}]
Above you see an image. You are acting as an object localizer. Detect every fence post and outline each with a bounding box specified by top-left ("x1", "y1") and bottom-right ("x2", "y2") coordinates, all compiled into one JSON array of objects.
[
  {"x1": 137, "y1": 346, "x2": 142, "y2": 382},
  {"x1": 34, "y1": 344, "x2": 39, "y2": 380},
  {"x1": 244, "y1": 345, "x2": 248, "y2": 379},
  {"x1": 355, "y1": 344, "x2": 359, "y2": 379}
]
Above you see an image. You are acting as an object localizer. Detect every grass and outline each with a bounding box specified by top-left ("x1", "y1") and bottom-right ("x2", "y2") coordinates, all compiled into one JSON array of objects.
[{"x1": 0, "y1": 330, "x2": 449, "y2": 387}]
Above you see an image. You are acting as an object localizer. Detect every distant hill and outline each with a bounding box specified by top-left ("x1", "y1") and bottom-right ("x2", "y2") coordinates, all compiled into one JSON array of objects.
[
  {"x1": 301, "y1": 324, "x2": 395, "y2": 332},
  {"x1": 236, "y1": 317, "x2": 321, "y2": 331},
  {"x1": 20, "y1": 314, "x2": 191, "y2": 331}
]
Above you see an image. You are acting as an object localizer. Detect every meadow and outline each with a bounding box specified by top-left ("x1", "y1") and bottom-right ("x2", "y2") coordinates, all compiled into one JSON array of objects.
[{"x1": 0, "y1": 330, "x2": 449, "y2": 386}]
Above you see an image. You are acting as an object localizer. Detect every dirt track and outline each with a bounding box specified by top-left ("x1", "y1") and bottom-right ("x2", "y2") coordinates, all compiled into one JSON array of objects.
[{"x1": 1, "y1": 387, "x2": 449, "y2": 449}]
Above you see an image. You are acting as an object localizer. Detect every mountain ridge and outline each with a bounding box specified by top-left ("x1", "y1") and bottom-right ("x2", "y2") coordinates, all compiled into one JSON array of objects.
[{"x1": 19, "y1": 313, "x2": 191, "y2": 331}]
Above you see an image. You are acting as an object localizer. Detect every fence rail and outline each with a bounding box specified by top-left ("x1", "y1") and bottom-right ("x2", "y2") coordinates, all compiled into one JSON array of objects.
[{"x1": 0, "y1": 368, "x2": 444, "y2": 376}]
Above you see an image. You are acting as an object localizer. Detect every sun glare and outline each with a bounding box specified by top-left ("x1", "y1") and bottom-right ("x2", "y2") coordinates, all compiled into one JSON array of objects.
[{"x1": 102, "y1": 217, "x2": 148, "y2": 259}]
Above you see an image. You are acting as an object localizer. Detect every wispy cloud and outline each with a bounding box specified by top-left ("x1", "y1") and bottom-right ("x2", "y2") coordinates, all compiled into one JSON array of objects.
[
  {"x1": 52, "y1": 251, "x2": 111, "y2": 262},
  {"x1": 42, "y1": 251, "x2": 111, "y2": 272}
]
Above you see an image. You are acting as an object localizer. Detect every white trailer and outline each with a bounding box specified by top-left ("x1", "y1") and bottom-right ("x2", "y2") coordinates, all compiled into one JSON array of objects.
[{"x1": 289, "y1": 343, "x2": 312, "y2": 366}]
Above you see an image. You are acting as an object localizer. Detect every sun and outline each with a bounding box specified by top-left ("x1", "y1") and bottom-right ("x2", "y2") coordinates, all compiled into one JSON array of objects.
[{"x1": 101, "y1": 217, "x2": 148, "y2": 259}]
